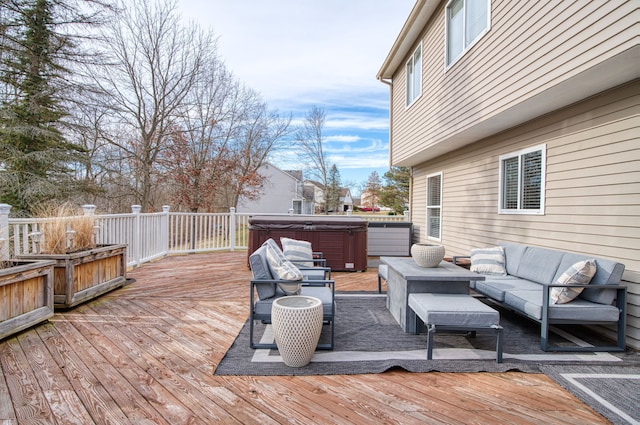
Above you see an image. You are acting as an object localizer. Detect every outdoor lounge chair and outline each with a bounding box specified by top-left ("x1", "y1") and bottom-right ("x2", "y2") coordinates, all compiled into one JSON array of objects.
[{"x1": 248, "y1": 244, "x2": 335, "y2": 350}]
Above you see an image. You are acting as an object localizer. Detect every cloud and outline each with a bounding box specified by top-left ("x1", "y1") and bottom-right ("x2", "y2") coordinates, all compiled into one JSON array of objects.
[{"x1": 176, "y1": 0, "x2": 414, "y2": 185}]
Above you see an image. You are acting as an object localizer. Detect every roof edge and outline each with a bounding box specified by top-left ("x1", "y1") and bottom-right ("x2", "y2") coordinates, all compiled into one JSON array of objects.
[{"x1": 377, "y1": 0, "x2": 440, "y2": 81}]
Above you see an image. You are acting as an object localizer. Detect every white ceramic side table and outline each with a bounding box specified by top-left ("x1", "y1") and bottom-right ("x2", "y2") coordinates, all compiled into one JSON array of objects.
[{"x1": 271, "y1": 295, "x2": 323, "y2": 367}]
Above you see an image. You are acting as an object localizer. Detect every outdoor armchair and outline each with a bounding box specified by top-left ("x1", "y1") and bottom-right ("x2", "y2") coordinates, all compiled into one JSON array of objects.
[{"x1": 248, "y1": 244, "x2": 335, "y2": 350}]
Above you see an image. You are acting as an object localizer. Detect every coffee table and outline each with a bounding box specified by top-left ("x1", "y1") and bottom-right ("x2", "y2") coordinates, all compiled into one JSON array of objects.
[{"x1": 380, "y1": 257, "x2": 485, "y2": 332}]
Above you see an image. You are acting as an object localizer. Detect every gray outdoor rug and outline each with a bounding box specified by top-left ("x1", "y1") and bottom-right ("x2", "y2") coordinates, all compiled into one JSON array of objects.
[
  {"x1": 215, "y1": 295, "x2": 632, "y2": 376},
  {"x1": 541, "y1": 365, "x2": 640, "y2": 425}
]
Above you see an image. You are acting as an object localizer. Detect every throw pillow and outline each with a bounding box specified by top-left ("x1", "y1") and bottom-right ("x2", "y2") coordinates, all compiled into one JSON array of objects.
[
  {"x1": 264, "y1": 239, "x2": 303, "y2": 295},
  {"x1": 470, "y1": 246, "x2": 507, "y2": 276},
  {"x1": 281, "y1": 237, "x2": 314, "y2": 267},
  {"x1": 550, "y1": 259, "x2": 597, "y2": 304}
]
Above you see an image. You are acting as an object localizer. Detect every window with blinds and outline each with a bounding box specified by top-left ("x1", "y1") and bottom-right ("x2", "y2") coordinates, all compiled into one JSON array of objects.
[
  {"x1": 446, "y1": 0, "x2": 490, "y2": 66},
  {"x1": 499, "y1": 145, "x2": 546, "y2": 214},
  {"x1": 426, "y1": 172, "x2": 442, "y2": 239}
]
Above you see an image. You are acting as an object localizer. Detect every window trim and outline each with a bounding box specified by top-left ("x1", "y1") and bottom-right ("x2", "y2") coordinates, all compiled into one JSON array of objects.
[
  {"x1": 426, "y1": 172, "x2": 443, "y2": 241},
  {"x1": 498, "y1": 144, "x2": 546, "y2": 215},
  {"x1": 405, "y1": 43, "x2": 422, "y2": 107},
  {"x1": 445, "y1": 0, "x2": 491, "y2": 69}
]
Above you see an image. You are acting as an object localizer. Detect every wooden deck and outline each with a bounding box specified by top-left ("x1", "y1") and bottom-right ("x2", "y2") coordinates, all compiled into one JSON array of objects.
[{"x1": 0, "y1": 252, "x2": 611, "y2": 424}]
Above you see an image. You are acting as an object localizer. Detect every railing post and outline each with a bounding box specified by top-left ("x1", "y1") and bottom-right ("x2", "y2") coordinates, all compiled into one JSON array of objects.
[
  {"x1": 162, "y1": 205, "x2": 170, "y2": 255},
  {"x1": 82, "y1": 204, "x2": 99, "y2": 245},
  {"x1": 82, "y1": 204, "x2": 96, "y2": 216},
  {"x1": 132, "y1": 205, "x2": 142, "y2": 267},
  {"x1": 229, "y1": 207, "x2": 236, "y2": 252},
  {"x1": 404, "y1": 210, "x2": 410, "y2": 222},
  {"x1": 0, "y1": 204, "x2": 11, "y2": 261}
]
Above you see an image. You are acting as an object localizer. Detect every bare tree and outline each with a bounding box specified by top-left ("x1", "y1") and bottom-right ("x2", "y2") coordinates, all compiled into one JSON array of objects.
[
  {"x1": 296, "y1": 105, "x2": 330, "y2": 211},
  {"x1": 90, "y1": 0, "x2": 214, "y2": 211},
  {"x1": 363, "y1": 171, "x2": 382, "y2": 212},
  {"x1": 159, "y1": 54, "x2": 292, "y2": 212}
]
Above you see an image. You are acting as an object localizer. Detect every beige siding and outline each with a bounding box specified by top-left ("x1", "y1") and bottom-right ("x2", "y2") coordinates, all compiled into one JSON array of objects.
[
  {"x1": 410, "y1": 82, "x2": 640, "y2": 349},
  {"x1": 390, "y1": 0, "x2": 638, "y2": 165}
]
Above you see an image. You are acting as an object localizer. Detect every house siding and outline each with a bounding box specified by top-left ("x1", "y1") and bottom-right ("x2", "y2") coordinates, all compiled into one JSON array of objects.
[
  {"x1": 390, "y1": 0, "x2": 639, "y2": 166},
  {"x1": 410, "y1": 82, "x2": 640, "y2": 349},
  {"x1": 236, "y1": 164, "x2": 301, "y2": 214}
]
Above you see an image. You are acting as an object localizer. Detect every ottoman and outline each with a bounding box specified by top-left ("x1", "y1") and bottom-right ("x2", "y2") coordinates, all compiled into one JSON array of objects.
[{"x1": 408, "y1": 293, "x2": 503, "y2": 363}]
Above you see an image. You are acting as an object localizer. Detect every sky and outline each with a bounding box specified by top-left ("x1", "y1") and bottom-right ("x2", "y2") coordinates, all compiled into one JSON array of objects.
[{"x1": 176, "y1": 0, "x2": 416, "y2": 195}]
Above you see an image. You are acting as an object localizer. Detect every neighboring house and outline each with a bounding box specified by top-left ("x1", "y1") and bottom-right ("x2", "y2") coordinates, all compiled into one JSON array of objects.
[
  {"x1": 304, "y1": 181, "x2": 353, "y2": 213},
  {"x1": 340, "y1": 188, "x2": 354, "y2": 212},
  {"x1": 236, "y1": 163, "x2": 313, "y2": 214},
  {"x1": 377, "y1": 1, "x2": 639, "y2": 349},
  {"x1": 304, "y1": 181, "x2": 326, "y2": 213}
]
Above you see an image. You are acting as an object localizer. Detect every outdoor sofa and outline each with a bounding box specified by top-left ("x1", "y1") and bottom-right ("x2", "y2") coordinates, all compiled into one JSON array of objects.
[
  {"x1": 454, "y1": 241, "x2": 627, "y2": 352},
  {"x1": 248, "y1": 240, "x2": 335, "y2": 350}
]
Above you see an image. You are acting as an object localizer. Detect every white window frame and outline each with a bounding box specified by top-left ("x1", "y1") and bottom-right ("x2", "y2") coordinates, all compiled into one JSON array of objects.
[
  {"x1": 445, "y1": 0, "x2": 491, "y2": 68},
  {"x1": 405, "y1": 43, "x2": 422, "y2": 107},
  {"x1": 426, "y1": 172, "x2": 443, "y2": 241},
  {"x1": 498, "y1": 144, "x2": 546, "y2": 215}
]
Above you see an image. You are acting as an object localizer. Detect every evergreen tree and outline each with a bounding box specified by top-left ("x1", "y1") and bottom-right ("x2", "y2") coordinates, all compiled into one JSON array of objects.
[
  {"x1": 380, "y1": 166, "x2": 410, "y2": 214},
  {"x1": 0, "y1": 0, "x2": 88, "y2": 215},
  {"x1": 325, "y1": 164, "x2": 342, "y2": 213}
]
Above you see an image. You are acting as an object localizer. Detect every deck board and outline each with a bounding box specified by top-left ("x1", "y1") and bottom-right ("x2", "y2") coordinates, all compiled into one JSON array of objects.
[{"x1": 0, "y1": 251, "x2": 611, "y2": 424}]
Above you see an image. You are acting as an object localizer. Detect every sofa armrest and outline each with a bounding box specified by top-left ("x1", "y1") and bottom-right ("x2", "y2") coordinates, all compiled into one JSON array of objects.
[
  {"x1": 250, "y1": 278, "x2": 334, "y2": 289},
  {"x1": 290, "y1": 258, "x2": 328, "y2": 267},
  {"x1": 541, "y1": 283, "x2": 627, "y2": 312},
  {"x1": 452, "y1": 256, "x2": 471, "y2": 266},
  {"x1": 297, "y1": 265, "x2": 331, "y2": 279}
]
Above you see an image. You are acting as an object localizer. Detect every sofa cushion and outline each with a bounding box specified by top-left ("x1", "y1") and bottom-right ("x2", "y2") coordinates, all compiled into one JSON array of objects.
[
  {"x1": 474, "y1": 277, "x2": 541, "y2": 302},
  {"x1": 499, "y1": 242, "x2": 528, "y2": 276},
  {"x1": 504, "y1": 289, "x2": 620, "y2": 322},
  {"x1": 550, "y1": 259, "x2": 596, "y2": 304},
  {"x1": 552, "y1": 253, "x2": 625, "y2": 305},
  {"x1": 515, "y1": 246, "x2": 564, "y2": 284},
  {"x1": 470, "y1": 246, "x2": 507, "y2": 275},
  {"x1": 249, "y1": 246, "x2": 277, "y2": 300},
  {"x1": 281, "y1": 237, "x2": 314, "y2": 267}
]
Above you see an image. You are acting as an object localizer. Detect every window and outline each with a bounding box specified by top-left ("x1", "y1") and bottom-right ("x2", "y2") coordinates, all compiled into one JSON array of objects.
[
  {"x1": 426, "y1": 172, "x2": 442, "y2": 240},
  {"x1": 406, "y1": 44, "x2": 422, "y2": 106},
  {"x1": 499, "y1": 145, "x2": 546, "y2": 214},
  {"x1": 446, "y1": 0, "x2": 490, "y2": 66}
]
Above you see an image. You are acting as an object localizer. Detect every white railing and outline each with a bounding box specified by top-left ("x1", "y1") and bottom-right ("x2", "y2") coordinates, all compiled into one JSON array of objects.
[{"x1": 0, "y1": 204, "x2": 408, "y2": 268}]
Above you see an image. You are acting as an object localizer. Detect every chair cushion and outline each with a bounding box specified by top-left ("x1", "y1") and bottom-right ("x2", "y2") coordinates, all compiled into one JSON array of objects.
[
  {"x1": 255, "y1": 286, "x2": 334, "y2": 318},
  {"x1": 550, "y1": 259, "x2": 596, "y2": 304},
  {"x1": 264, "y1": 239, "x2": 303, "y2": 295},
  {"x1": 249, "y1": 246, "x2": 276, "y2": 300},
  {"x1": 470, "y1": 246, "x2": 507, "y2": 276},
  {"x1": 281, "y1": 237, "x2": 314, "y2": 267}
]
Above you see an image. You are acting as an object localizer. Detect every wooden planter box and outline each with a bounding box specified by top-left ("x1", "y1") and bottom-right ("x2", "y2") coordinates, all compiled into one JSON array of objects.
[
  {"x1": 0, "y1": 260, "x2": 56, "y2": 340},
  {"x1": 19, "y1": 244, "x2": 127, "y2": 309}
]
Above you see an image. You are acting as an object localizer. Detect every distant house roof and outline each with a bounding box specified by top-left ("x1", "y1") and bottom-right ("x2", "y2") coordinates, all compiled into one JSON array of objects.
[
  {"x1": 304, "y1": 180, "x2": 325, "y2": 189},
  {"x1": 284, "y1": 170, "x2": 302, "y2": 181}
]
